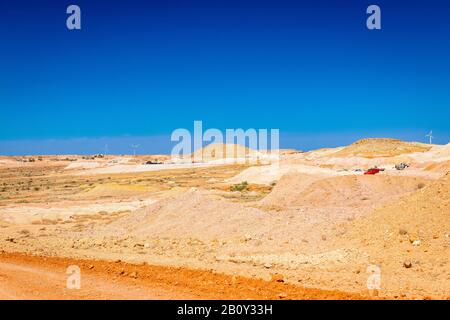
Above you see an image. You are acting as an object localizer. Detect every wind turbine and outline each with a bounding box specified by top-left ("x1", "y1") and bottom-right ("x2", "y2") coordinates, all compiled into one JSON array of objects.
[
  {"x1": 425, "y1": 130, "x2": 434, "y2": 144},
  {"x1": 103, "y1": 144, "x2": 109, "y2": 155},
  {"x1": 131, "y1": 144, "x2": 140, "y2": 156}
]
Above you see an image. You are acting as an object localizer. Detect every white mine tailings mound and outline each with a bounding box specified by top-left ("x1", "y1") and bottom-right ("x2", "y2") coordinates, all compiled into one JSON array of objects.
[
  {"x1": 97, "y1": 189, "x2": 269, "y2": 241},
  {"x1": 227, "y1": 163, "x2": 353, "y2": 185},
  {"x1": 65, "y1": 161, "x2": 102, "y2": 170}
]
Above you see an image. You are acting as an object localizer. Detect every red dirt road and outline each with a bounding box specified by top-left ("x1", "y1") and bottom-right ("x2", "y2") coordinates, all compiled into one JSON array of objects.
[{"x1": 0, "y1": 252, "x2": 367, "y2": 300}]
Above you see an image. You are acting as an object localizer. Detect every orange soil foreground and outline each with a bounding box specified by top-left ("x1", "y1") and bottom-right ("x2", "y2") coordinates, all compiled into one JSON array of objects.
[{"x1": 0, "y1": 252, "x2": 368, "y2": 300}]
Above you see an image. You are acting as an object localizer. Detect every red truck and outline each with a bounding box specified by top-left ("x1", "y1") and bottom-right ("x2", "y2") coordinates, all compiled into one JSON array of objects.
[{"x1": 364, "y1": 168, "x2": 382, "y2": 175}]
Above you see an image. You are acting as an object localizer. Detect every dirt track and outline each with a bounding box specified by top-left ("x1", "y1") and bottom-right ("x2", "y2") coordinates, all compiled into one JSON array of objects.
[{"x1": 0, "y1": 252, "x2": 366, "y2": 300}]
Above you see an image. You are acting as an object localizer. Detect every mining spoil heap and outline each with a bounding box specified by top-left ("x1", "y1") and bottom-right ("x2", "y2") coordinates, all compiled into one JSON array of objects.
[
  {"x1": 333, "y1": 138, "x2": 432, "y2": 157},
  {"x1": 0, "y1": 139, "x2": 449, "y2": 299}
]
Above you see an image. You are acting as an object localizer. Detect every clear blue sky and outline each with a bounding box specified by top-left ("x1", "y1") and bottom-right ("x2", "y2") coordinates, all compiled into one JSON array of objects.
[{"x1": 1, "y1": 0, "x2": 449, "y2": 154}]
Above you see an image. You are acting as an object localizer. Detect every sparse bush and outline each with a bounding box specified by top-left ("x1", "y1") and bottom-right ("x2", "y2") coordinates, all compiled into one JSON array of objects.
[
  {"x1": 417, "y1": 182, "x2": 426, "y2": 189},
  {"x1": 230, "y1": 181, "x2": 249, "y2": 192},
  {"x1": 33, "y1": 187, "x2": 40, "y2": 191}
]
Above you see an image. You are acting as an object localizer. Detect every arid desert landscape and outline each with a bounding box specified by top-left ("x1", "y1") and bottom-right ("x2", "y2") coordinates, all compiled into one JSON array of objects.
[{"x1": 1, "y1": 138, "x2": 449, "y2": 300}]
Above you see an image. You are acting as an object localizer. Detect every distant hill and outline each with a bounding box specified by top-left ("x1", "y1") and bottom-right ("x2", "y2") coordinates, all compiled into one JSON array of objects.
[
  {"x1": 333, "y1": 138, "x2": 432, "y2": 158},
  {"x1": 190, "y1": 143, "x2": 259, "y2": 162}
]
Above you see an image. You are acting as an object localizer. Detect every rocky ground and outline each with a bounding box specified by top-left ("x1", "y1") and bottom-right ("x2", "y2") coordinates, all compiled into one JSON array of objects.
[{"x1": 1, "y1": 139, "x2": 449, "y2": 300}]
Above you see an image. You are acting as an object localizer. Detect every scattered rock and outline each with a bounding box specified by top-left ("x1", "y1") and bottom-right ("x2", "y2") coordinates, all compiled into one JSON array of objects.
[
  {"x1": 278, "y1": 292, "x2": 287, "y2": 299},
  {"x1": 321, "y1": 235, "x2": 327, "y2": 241},
  {"x1": 130, "y1": 271, "x2": 138, "y2": 279},
  {"x1": 403, "y1": 260, "x2": 412, "y2": 269},
  {"x1": 264, "y1": 263, "x2": 273, "y2": 269},
  {"x1": 399, "y1": 229, "x2": 408, "y2": 236},
  {"x1": 412, "y1": 240, "x2": 421, "y2": 246},
  {"x1": 408, "y1": 233, "x2": 420, "y2": 244},
  {"x1": 271, "y1": 274, "x2": 285, "y2": 283}
]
